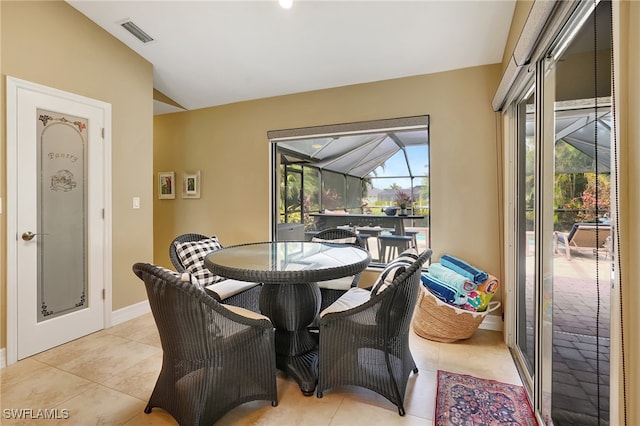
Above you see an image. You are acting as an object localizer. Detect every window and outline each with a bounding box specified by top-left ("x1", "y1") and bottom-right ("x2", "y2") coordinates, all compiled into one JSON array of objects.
[{"x1": 269, "y1": 116, "x2": 430, "y2": 265}]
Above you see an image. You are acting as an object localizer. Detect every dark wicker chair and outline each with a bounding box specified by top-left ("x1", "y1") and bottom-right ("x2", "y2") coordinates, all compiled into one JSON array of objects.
[
  {"x1": 316, "y1": 248, "x2": 433, "y2": 416},
  {"x1": 132, "y1": 263, "x2": 278, "y2": 426},
  {"x1": 170, "y1": 233, "x2": 261, "y2": 313},
  {"x1": 311, "y1": 228, "x2": 366, "y2": 312}
]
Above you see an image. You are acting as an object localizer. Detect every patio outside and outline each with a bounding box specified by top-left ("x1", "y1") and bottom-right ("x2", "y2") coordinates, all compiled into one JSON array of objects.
[{"x1": 526, "y1": 243, "x2": 611, "y2": 425}]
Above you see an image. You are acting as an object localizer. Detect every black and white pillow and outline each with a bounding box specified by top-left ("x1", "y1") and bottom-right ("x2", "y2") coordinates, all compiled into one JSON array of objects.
[
  {"x1": 174, "y1": 237, "x2": 224, "y2": 286},
  {"x1": 370, "y1": 248, "x2": 419, "y2": 295},
  {"x1": 156, "y1": 266, "x2": 202, "y2": 288}
]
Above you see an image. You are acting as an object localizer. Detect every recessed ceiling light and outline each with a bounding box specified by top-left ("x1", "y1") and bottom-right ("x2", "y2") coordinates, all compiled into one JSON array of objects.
[{"x1": 279, "y1": 0, "x2": 293, "y2": 10}]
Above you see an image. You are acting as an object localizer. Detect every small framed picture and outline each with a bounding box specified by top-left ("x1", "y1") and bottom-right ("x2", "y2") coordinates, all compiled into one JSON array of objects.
[
  {"x1": 158, "y1": 172, "x2": 175, "y2": 199},
  {"x1": 182, "y1": 170, "x2": 201, "y2": 199}
]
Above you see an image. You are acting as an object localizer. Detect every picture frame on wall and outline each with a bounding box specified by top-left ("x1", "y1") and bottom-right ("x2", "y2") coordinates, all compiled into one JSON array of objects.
[
  {"x1": 158, "y1": 171, "x2": 175, "y2": 199},
  {"x1": 182, "y1": 170, "x2": 201, "y2": 199}
]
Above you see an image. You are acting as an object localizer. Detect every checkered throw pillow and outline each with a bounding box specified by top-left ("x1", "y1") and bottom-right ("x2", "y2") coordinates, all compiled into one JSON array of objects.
[
  {"x1": 174, "y1": 237, "x2": 224, "y2": 286},
  {"x1": 155, "y1": 266, "x2": 202, "y2": 288},
  {"x1": 371, "y1": 248, "x2": 419, "y2": 295}
]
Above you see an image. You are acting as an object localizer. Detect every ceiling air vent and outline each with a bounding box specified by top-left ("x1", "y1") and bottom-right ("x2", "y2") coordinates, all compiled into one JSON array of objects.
[{"x1": 120, "y1": 20, "x2": 154, "y2": 43}]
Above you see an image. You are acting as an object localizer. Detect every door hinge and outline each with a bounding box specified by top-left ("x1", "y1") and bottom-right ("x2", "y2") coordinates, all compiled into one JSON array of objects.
[
  {"x1": 102, "y1": 289, "x2": 106, "y2": 300},
  {"x1": 101, "y1": 128, "x2": 105, "y2": 139},
  {"x1": 102, "y1": 208, "x2": 105, "y2": 219}
]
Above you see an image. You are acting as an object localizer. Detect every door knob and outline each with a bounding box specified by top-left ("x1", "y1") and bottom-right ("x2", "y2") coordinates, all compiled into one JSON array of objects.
[{"x1": 21, "y1": 231, "x2": 46, "y2": 241}]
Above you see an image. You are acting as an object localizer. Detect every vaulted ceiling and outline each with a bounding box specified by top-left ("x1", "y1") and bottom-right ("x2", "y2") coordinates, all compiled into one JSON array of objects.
[{"x1": 66, "y1": 1, "x2": 516, "y2": 114}]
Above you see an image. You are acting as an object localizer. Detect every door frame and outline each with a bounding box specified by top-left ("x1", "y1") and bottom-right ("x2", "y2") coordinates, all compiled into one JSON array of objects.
[{"x1": 5, "y1": 76, "x2": 113, "y2": 365}]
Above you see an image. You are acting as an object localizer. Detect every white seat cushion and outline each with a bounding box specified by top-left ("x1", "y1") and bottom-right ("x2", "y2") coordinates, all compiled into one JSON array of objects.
[
  {"x1": 317, "y1": 276, "x2": 354, "y2": 291},
  {"x1": 204, "y1": 279, "x2": 260, "y2": 300},
  {"x1": 320, "y1": 287, "x2": 371, "y2": 317},
  {"x1": 223, "y1": 304, "x2": 270, "y2": 321}
]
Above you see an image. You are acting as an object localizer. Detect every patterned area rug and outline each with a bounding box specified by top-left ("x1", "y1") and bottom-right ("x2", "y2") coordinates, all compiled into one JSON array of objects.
[{"x1": 435, "y1": 370, "x2": 536, "y2": 425}]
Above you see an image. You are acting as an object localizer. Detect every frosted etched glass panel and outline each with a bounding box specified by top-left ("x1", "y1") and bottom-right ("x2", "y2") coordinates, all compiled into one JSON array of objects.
[{"x1": 37, "y1": 110, "x2": 88, "y2": 322}]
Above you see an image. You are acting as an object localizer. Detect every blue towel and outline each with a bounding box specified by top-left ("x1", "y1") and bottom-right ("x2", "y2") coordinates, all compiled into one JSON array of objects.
[
  {"x1": 440, "y1": 254, "x2": 489, "y2": 284},
  {"x1": 421, "y1": 273, "x2": 466, "y2": 305},
  {"x1": 428, "y1": 263, "x2": 477, "y2": 294}
]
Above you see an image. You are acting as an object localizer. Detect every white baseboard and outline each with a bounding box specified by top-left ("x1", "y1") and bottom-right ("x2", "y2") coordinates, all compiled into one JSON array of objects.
[
  {"x1": 110, "y1": 300, "x2": 150, "y2": 326},
  {"x1": 479, "y1": 314, "x2": 503, "y2": 332},
  {"x1": 0, "y1": 348, "x2": 6, "y2": 369}
]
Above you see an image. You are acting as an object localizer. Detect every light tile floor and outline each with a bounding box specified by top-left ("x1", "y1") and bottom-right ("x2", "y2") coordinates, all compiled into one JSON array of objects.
[{"x1": 1, "y1": 313, "x2": 521, "y2": 425}]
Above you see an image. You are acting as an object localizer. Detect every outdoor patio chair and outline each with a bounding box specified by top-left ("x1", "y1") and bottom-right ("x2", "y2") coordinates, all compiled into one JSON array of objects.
[
  {"x1": 316, "y1": 248, "x2": 433, "y2": 416},
  {"x1": 311, "y1": 228, "x2": 366, "y2": 312},
  {"x1": 553, "y1": 223, "x2": 611, "y2": 260},
  {"x1": 132, "y1": 263, "x2": 278, "y2": 426},
  {"x1": 170, "y1": 233, "x2": 261, "y2": 312}
]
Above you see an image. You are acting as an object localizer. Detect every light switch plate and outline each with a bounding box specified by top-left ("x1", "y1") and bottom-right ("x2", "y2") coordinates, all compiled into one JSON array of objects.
[{"x1": 133, "y1": 197, "x2": 140, "y2": 209}]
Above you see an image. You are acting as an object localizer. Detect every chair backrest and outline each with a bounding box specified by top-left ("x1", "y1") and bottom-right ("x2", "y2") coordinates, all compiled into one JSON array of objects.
[
  {"x1": 568, "y1": 224, "x2": 611, "y2": 248},
  {"x1": 312, "y1": 228, "x2": 365, "y2": 248},
  {"x1": 312, "y1": 228, "x2": 366, "y2": 288},
  {"x1": 132, "y1": 262, "x2": 264, "y2": 360},
  {"x1": 169, "y1": 233, "x2": 210, "y2": 272},
  {"x1": 375, "y1": 249, "x2": 433, "y2": 335}
]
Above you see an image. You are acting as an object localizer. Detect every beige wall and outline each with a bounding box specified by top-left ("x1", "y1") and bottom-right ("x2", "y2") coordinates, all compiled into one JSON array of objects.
[
  {"x1": 0, "y1": 1, "x2": 154, "y2": 348},
  {"x1": 154, "y1": 64, "x2": 504, "y2": 306}
]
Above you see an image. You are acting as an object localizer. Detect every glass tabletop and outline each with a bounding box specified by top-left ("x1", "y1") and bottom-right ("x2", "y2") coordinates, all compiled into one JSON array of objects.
[{"x1": 204, "y1": 241, "x2": 371, "y2": 284}]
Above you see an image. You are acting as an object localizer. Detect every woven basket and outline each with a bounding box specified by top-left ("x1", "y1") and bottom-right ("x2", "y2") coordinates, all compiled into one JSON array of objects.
[{"x1": 412, "y1": 286, "x2": 501, "y2": 343}]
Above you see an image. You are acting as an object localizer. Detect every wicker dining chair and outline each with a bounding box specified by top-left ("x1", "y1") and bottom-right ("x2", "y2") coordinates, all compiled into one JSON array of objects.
[
  {"x1": 170, "y1": 233, "x2": 261, "y2": 312},
  {"x1": 132, "y1": 263, "x2": 278, "y2": 426},
  {"x1": 311, "y1": 228, "x2": 366, "y2": 312},
  {"x1": 316, "y1": 248, "x2": 433, "y2": 416}
]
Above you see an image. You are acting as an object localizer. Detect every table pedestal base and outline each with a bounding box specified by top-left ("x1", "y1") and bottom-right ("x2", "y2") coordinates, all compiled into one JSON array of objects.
[
  {"x1": 260, "y1": 281, "x2": 321, "y2": 396},
  {"x1": 276, "y1": 351, "x2": 319, "y2": 396}
]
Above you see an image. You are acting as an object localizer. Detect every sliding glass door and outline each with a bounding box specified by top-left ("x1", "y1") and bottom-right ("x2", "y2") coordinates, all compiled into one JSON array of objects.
[
  {"x1": 509, "y1": 1, "x2": 612, "y2": 423},
  {"x1": 512, "y1": 61, "x2": 556, "y2": 422},
  {"x1": 514, "y1": 88, "x2": 536, "y2": 388}
]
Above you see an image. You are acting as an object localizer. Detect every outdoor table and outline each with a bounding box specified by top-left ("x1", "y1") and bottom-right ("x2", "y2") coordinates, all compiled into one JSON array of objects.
[
  {"x1": 204, "y1": 241, "x2": 371, "y2": 396},
  {"x1": 309, "y1": 213, "x2": 424, "y2": 236}
]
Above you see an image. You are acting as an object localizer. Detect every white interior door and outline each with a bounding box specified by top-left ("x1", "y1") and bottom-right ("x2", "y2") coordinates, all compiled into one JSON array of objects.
[{"x1": 6, "y1": 77, "x2": 111, "y2": 362}]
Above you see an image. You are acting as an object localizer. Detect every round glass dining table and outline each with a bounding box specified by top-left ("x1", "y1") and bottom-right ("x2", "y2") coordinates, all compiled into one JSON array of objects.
[{"x1": 204, "y1": 241, "x2": 371, "y2": 395}]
